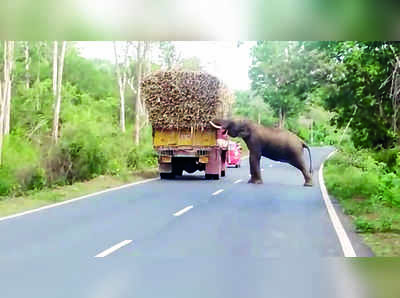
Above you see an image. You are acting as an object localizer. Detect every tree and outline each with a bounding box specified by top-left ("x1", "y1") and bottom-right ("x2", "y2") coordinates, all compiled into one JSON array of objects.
[
  {"x1": 389, "y1": 45, "x2": 400, "y2": 137},
  {"x1": 180, "y1": 57, "x2": 203, "y2": 71},
  {"x1": 52, "y1": 41, "x2": 58, "y2": 96},
  {"x1": 249, "y1": 41, "x2": 331, "y2": 128},
  {"x1": 317, "y1": 41, "x2": 400, "y2": 148},
  {"x1": 51, "y1": 41, "x2": 67, "y2": 143},
  {"x1": 24, "y1": 41, "x2": 30, "y2": 89},
  {"x1": 159, "y1": 41, "x2": 181, "y2": 69},
  {"x1": 134, "y1": 41, "x2": 150, "y2": 145},
  {"x1": 113, "y1": 41, "x2": 130, "y2": 132},
  {"x1": 234, "y1": 90, "x2": 275, "y2": 126},
  {"x1": 0, "y1": 41, "x2": 15, "y2": 164}
]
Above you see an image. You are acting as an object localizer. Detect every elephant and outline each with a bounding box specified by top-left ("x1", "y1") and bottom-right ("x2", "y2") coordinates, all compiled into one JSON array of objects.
[{"x1": 210, "y1": 119, "x2": 313, "y2": 186}]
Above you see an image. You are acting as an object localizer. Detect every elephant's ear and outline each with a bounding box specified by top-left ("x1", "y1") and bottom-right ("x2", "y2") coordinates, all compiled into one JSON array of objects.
[{"x1": 239, "y1": 123, "x2": 251, "y2": 138}]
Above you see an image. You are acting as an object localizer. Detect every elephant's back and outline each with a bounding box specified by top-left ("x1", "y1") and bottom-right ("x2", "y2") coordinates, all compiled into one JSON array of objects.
[{"x1": 259, "y1": 128, "x2": 304, "y2": 161}]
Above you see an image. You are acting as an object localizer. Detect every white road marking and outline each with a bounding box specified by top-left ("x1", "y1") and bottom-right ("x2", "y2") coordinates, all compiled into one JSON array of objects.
[
  {"x1": 261, "y1": 169, "x2": 264, "y2": 171},
  {"x1": 0, "y1": 178, "x2": 159, "y2": 222},
  {"x1": 269, "y1": 165, "x2": 273, "y2": 167},
  {"x1": 319, "y1": 150, "x2": 357, "y2": 257},
  {"x1": 95, "y1": 240, "x2": 133, "y2": 258},
  {"x1": 234, "y1": 179, "x2": 242, "y2": 184},
  {"x1": 173, "y1": 205, "x2": 193, "y2": 216},
  {"x1": 212, "y1": 189, "x2": 224, "y2": 196}
]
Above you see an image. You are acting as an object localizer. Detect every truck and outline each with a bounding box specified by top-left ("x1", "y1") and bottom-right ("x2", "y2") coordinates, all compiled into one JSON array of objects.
[
  {"x1": 153, "y1": 127, "x2": 229, "y2": 179},
  {"x1": 141, "y1": 70, "x2": 234, "y2": 180}
]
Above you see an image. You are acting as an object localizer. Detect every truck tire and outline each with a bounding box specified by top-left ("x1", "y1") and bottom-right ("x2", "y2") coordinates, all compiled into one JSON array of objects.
[
  {"x1": 160, "y1": 173, "x2": 175, "y2": 179},
  {"x1": 205, "y1": 174, "x2": 220, "y2": 180},
  {"x1": 173, "y1": 168, "x2": 183, "y2": 176}
]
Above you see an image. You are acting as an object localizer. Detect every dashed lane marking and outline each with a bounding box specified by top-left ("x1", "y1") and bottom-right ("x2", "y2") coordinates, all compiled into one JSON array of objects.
[
  {"x1": 212, "y1": 189, "x2": 224, "y2": 196},
  {"x1": 173, "y1": 205, "x2": 194, "y2": 216},
  {"x1": 95, "y1": 240, "x2": 133, "y2": 258}
]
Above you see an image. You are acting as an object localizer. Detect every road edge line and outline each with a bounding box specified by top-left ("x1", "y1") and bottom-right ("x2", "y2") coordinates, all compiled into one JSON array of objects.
[
  {"x1": 319, "y1": 150, "x2": 357, "y2": 257},
  {"x1": 0, "y1": 177, "x2": 159, "y2": 222}
]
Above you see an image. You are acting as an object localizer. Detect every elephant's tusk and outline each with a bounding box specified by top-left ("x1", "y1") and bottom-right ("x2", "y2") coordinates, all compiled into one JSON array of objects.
[{"x1": 209, "y1": 121, "x2": 222, "y2": 129}]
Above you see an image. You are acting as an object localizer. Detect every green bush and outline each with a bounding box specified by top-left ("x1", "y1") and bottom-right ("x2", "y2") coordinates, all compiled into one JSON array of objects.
[
  {"x1": 0, "y1": 167, "x2": 19, "y2": 197},
  {"x1": 26, "y1": 167, "x2": 47, "y2": 191},
  {"x1": 0, "y1": 134, "x2": 43, "y2": 195},
  {"x1": 375, "y1": 173, "x2": 400, "y2": 208},
  {"x1": 355, "y1": 216, "x2": 394, "y2": 233},
  {"x1": 325, "y1": 152, "x2": 381, "y2": 201},
  {"x1": 373, "y1": 148, "x2": 399, "y2": 172},
  {"x1": 0, "y1": 45, "x2": 158, "y2": 199},
  {"x1": 354, "y1": 217, "x2": 376, "y2": 233},
  {"x1": 325, "y1": 146, "x2": 400, "y2": 237},
  {"x1": 127, "y1": 144, "x2": 158, "y2": 170},
  {"x1": 58, "y1": 127, "x2": 109, "y2": 183}
]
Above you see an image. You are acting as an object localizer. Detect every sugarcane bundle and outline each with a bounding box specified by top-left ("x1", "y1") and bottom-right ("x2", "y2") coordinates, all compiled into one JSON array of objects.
[{"x1": 141, "y1": 71, "x2": 233, "y2": 130}]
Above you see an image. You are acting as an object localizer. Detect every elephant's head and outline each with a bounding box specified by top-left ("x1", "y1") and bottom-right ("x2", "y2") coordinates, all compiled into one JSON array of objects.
[{"x1": 210, "y1": 119, "x2": 251, "y2": 139}]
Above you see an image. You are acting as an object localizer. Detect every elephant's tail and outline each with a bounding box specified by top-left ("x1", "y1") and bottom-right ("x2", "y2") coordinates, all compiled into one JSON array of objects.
[{"x1": 303, "y1": 143, "x2": 313, "y2": 174}]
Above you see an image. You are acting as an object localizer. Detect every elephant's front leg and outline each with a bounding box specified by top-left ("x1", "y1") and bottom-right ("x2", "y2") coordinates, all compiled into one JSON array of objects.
[{"x1": 248, "y1": 152, "x2": 263, "y2": 184}]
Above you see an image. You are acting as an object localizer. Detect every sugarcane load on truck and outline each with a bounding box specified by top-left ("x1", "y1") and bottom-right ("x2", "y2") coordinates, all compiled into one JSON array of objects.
[{"x1": 141, "y1": 70, "x2": 234, "y2": 179}]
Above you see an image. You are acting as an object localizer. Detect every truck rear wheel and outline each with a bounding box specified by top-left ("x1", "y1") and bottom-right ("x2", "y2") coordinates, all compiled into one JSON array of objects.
[
  {"x1": 205, "y1": 174, "x2": 220, "y2": 180},
  {"x1": 160, "y1": 173, "x2": 175, "y2": 179}
]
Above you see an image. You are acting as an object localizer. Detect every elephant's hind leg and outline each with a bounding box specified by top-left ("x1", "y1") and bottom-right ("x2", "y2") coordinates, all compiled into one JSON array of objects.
[{"x1": 289, "y1": 157, "x2": 313, "y2": 187}]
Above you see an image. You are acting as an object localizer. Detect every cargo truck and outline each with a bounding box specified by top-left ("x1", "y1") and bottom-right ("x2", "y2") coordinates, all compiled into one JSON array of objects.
[
  {"x1": 141, "y1": 70, "x2": 234, "y2": 180},
  {"x1": 153, "y1": 127, "x2": 229, "y2": 179}
]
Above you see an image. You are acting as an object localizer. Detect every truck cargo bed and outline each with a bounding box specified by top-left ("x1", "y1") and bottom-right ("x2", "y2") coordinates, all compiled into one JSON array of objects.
[{"x1": 153, "y1": 129, "x2": 216, "y2": 147}]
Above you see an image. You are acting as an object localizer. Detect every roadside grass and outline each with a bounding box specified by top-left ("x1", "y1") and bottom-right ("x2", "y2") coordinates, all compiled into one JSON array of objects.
[
  {"x1": 324, "y1": 149, "x2": 400, "y2": 256},
  {"x1": 0, "y1": 169, "x2": 158, "y2": 218}
]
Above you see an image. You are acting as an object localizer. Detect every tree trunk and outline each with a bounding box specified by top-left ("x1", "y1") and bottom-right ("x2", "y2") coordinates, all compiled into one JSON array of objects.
[
  {"x1": 257, "y1": 112, "x2": 261, "y2": 125},
  {"x1": 3, "y1": 41, "x2": 14, "y2": 136},
  {"x1": 339, "y1": 106, "x2": 358, "y2": 145},
  {"x1": 52, "y1": 41, "x2": 66, "y2": 144},
  {"x1": 113, "y1": 42, "x2": 129, "y2": 133},
  {"x1": 0, "y1": 41, "x2": 14, "y2": 164},
  {"x1": 36, "y1": 42, "x2": 43, "y2": 82},
  {"x1": 135, "y1": 42, "x2": 143, "y2": 146},
  {"x1": 134, "y1": 41, "x2": 151, "y2": 145},
  {"x1": 391, "y1": 59, "x2": 400, "y2": 136},
  {"x1": 52, "y1": 41, "x2": 58, "y2": 96},
  {"x1": 278, "y1": 107, "x2": 285, "y2": 128},
  {"x1": 0, "y1": 80, "x2": 4, "y2": 165},
  {"x1": 4, "y1": 80, "x2": 11, "y2": 135},
  {"x1": 24, "y1": 41, "x2": 30, "y2": 89},
  {"x1": 310, "y1": 121, "x2": 314, "y2": 145}
]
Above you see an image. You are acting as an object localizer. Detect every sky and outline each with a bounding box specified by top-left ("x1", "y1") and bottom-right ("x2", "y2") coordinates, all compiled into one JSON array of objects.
[{"x1": 76, "y1": 41, "x2": 255, "y2": 91}]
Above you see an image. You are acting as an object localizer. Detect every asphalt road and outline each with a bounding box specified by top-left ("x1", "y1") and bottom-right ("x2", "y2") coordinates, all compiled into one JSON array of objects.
[{"x1": 0, "y1": 146, "x2": 371, "y2": 298}]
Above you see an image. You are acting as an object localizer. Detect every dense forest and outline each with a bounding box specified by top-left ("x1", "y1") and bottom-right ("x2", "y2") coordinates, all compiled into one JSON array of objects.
[{"x1": 0, "y1": 41, "x2": 204, "y2": 197}]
